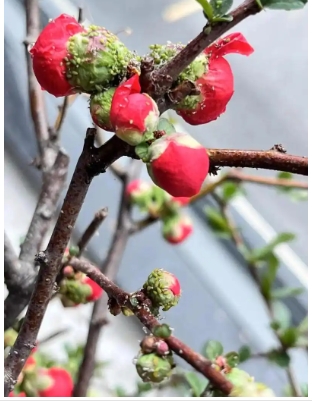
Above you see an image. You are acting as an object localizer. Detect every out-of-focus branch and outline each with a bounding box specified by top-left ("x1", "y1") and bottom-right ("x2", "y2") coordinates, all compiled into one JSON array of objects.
[
  {"x1": 70, "y1": 258, "x2": 233, "y2": 396},
  {"x1": 211, "y1": 194, "x2": 302, "y2": 396},
  {"x1": 227, "y1": 170, "x2": 308, "y2": 189},
  {"x1": 4, "y1": 131, "x2": 134, "y2": 396},
  {"x1": 77, "y1": 207, "x2": 109, "y2": 255},
  {"x1": 73, "y1": 160, "x2": 141, "y2": 397},
  {"x1": 24, "y1": 0, "x2": 55, "y2": 171}
]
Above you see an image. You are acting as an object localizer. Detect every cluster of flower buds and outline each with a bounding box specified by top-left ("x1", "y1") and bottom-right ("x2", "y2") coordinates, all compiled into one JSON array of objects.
[
  {"x1": 126, "y1": 179, "x2": 194, "y2": 244},
  {"x1": 6, "y1": 339, "x2": 74, "y2": 397},
  {"x1": 148, "y1": 33, "x2": 254, "y2": 125},
  {"x1": 143, "y1": 269, "x2": 181, "y2": 312},
  {"x1": 59, "y1": 265, "x2": 103, "y2": 307},
  {"x1": 30, "y1": 15, "x2": 252, "y2": 199},
  {"x1": 135, "y1": 331, "x2": 176, "y2": 383},
  {"x1": 30, "y1": 14, "x2": 137, "y2": 97}
]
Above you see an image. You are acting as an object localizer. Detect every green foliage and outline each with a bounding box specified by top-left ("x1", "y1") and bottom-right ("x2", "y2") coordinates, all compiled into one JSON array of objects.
[
  {"x1": 271, "y1": 286, "x2": 304, "y2": 299},
  {"x1": 279, "y1": 327, "x2": 299, "y2": 348},
  {"x1": 224, "y1": 351, "x2": 239, "y2": 368},
  {"x1": 276, "y1": 172, "x2": 308, "y2": 201},
  {"x1": 260, "y1": 254, "x2": 279, "y2": 299},
  {"x1": 205, "y1": 207, "x2": 231, "y2": 238},
  {"x1": 271, "y1": 301, "x2": 291, "y2": 331},
  {"x1": 268, "y1": 349, "x2": 290, "y2": 367},
  {"x1": 221, "y1": 181, "x2": 245, "y2": 202},
  {"x1": 184, "y1": 371, "x2": 208, "y2": 397},
  {"x1": 203, "y1": 340, "x2": 223, "y2": 360},
  {"x1": 238, "y1": 345, "x2": 251, "y2": 363},
  {"x1": 260, "y1": 0, "x2": 307, "y2": 10},
  {"x1": 156, "y1": 118, "x2": 176, "y2": 135},
  {"x1": 248, "y1": 232, "x2": 295, "y2": 263},
  {"x1": 210, "y1": 0, "x2": 233, "y2": 16}
]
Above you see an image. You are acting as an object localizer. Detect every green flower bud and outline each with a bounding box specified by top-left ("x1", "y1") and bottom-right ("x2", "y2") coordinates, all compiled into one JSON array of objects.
[{"x1": 136, "y1": 352, "x2": 174, "y2": 383}]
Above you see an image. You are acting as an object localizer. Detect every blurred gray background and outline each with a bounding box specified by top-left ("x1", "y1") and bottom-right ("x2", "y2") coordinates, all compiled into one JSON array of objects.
[{"x1": 4, "y1": 0, "x2": 308, "y2": 396}]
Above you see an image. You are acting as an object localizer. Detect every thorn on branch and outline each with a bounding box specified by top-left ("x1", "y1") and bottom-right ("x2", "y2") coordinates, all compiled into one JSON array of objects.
[{"x1": 271, "y1": 144, "x2": 287, "y2": 153}]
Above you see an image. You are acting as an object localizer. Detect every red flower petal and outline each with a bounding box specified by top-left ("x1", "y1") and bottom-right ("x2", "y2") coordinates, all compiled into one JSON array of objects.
[
  {"x1": 30, "y1": 14, "x2": 84, "y2": 97},
  {"x1": 205, "y1": 32, "x2": 254, "y2": 59},
  {"x1": 83, "y1": 277, "x2": 103, "y2": 302},
  {"x1": 177, "y1": 56, "x2": 233, "y2": 125},
  {"x1": 38, "y1": 367, "x2": 73, "y2": 397},
  {"x1": 149, "y1": 135, "x2": 209, "y2": 197}
]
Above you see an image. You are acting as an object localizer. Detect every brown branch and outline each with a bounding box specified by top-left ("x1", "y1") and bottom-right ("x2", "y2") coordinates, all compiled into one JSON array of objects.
[
  {"x1": 227, "y1": 170, "x2": 308, "y2": 189},
  {"x1": 77, "y1": 207, "x2": 109, "y2": 255},
  {"x1": 146, "y1": 0, "x2": 261, "y2": 99},
  {"x1": 207, "y1": 147, "x2": 308, "y2": 176},
  {"x1": 73, "y1": 161, "x2": 141, "y2": 397},
  {"x1": 70, "y1": 258, "x2": 233, "y2": 395},
  {"x1": 24, "y1": 0, "x2": 55, "y2": 171},
  {"x1": 4, "y1": 151, "x2": 69, "y2": 331},
  {"x1": 4, "y1": 131, "x2": 134, "y2": 396}
]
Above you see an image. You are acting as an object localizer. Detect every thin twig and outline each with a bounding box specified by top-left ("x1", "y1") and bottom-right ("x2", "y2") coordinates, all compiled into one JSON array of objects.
[
  {"x1": 227, "y1": 170, "x2": 308, "y2": 189},
  {"x1": 70, "y1": 258, "x2": 233, "y2": 395},
  {"x1": 73, "y1": 161, "x2": 141, "y2": 397},
  {"x1": 53, "y1": 96, "x2": 69, "y2": 136},
  {"x1": 24, "y1": 0, "x2": 55, "y2": 171},
  {"x1": 77, "y1": 207, "x2": 109, "y2": 255},
  {"x1": 38, "y1": 328, "x2": 70, "y2": 345}
]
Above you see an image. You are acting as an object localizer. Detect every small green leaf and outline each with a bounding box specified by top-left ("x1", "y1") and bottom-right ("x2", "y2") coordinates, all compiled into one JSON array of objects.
[
  {"x1": 137, "y1": 382, "x2": 152, "y2": 394},
  {"x1": 287, "y1": 189, "x2": 308, "y2": 202},
  {"x1": 224, "y1": 351, "x2": 239, "y2": 368},
  {"x1": 268, "y1": 350, "x2": 290, "y2": 368},
  {"x1": 260, "y1": 254, "x2": 279, "y2": 299},
  {"x1": 203, "y1": 340, "x2": 224, "y2": 360},
  {"x1": 221, "y1": 181, "x2": 244, "y2": 202},
  {"x1": 196, "y1": 0, "x2": 215, "y2": 21},
  {"x1": 301, "y1": 383, "x2": 308, "y2": 397},
  {"x1": 261, "y1": 0, "x2": 305, "y2": 10},
  {"x1": 271, "y1": 301, "x2": 292, "y2": 330},
  {"x1": 184, "y1": 372, "x2": 208, "y2": 397},
  {"x1": 297, "y1": 316, "x2": 308, "y2": 334},
  {"x1": 205, "y1": 207, "x2": 231, "y2": 238},
  {"x1": 115, "y1": 386, "x2": 128, "y2": 397},
  {"x1": 295, "y1": 335, "x2": 308, "y2": 347},
  {"x1": 238, "y1": 345, "x2": 251, "y2": 363},
  {"x1": 135, "y1": 142, "x2": 149, "y2": 161},
  {"x1": 210, "y1": 0, "x2": 233, "y2": 16},
  {"x1": 280, "y1": 327, "x2": 299, "y2": 348},
  {"x1": 212, "y1": 14, "x2": 234, "y2": 22},
  {"x1": 271, "y1": 286, "x2": 304, "y2": 299},
  {"x1": 277, "y1": 172, "x2": 293, "y2": 180},
  {"x1": 156, "y1": 118, "x2": 176, "y2": 135},
  {"x1": 248, "y1": 232, "x2": 295, "y2": 262}
]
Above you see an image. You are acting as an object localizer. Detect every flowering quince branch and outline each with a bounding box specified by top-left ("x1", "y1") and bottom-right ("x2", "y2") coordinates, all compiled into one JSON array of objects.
[
  {"x1": 207, "y1": 147, "x2": 308, "y2": 176},
  {"x1": 73, "y1": 160, "x2": 141, "y2": 397},
  {"x1": 69, "y1": 258, "x2": 234, "y2": 395},
  {"x1": 4, "y1": 0, "x2": 308, "y2": 396}
]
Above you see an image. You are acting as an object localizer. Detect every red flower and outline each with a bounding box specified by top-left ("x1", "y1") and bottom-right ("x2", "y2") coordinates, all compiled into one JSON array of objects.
[
  {"x1": 82, "y1": 276, "x2": 103, "y2": 302},
  {"x1": 162, "y1": 215, "x2": 193, "y2": 244},
  {"x1": 30, "y1": 14, "x2": 85, "y2": 97},
  {"x1": 147, "y1": 132, "x2": 209, "y2": 197},
  {"x1": 110, "y1": 74, "x2": 160, "y2": 145},
  {"x1": 37, "y1": 367, "x2": 73, "y2": 397},
  {"x1": 176, "y1": 33, "x2": 254, "y2": 125},
  {"x1": 170, "y1": 196, "x2": 190, "y2": 206},
  {"x1": 9, "y1": 392, "x2": 26, "y2": 397}
]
